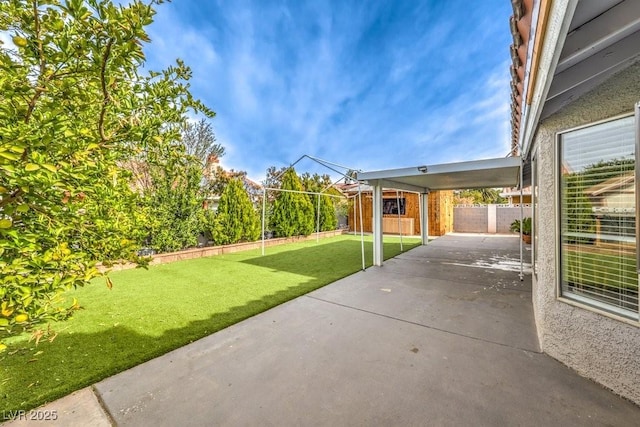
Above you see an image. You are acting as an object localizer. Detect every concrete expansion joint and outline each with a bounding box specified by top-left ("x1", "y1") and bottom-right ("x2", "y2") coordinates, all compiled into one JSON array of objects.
[
  {"x1": 305, "y1": 295, "x2": 542, "y2": 355},
  {"x1": 91, "y1": 385, "x2": 117, "y2": 426}
]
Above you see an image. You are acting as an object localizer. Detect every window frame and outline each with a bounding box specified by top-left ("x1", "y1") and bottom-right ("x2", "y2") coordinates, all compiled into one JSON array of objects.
[{"x1": 555, "y1": 109, "x2": 640, "y2": 326}]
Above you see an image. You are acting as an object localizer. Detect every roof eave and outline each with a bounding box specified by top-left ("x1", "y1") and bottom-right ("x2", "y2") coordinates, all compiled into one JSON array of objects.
[{"x1": 516, "y1": 0, "x2": 579, "y2": 157}]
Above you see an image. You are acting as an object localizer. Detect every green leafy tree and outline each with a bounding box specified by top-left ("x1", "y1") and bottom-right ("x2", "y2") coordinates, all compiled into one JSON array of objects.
[
  {"x1": 455, "y1": 188, "x2": 506, "y2": 204},
  {"x1": 143, "y1": 157, "x2": 205, "y2": 252},
  {"x1": 264, "y1": 166, "x2": 288, "y2": 200},
  {"x1": 560, "y1": 159, "x2": 634, "y2": 245},
  {"x1": 562, "y1": 175, "x2": 596, "y2": 245},
  {"x1": 0, "y1": 0, "x2": 213, "y2": 342},
  {"x1": 301, "y1": 172, "x2": 337, "y2": 231},
  {"x1": 181, "y1": 119, "x2": 225, "y2": 168},
  {"x1": 208, "y1": 167, "x2": 262, "y2": 205},
  {"x1": 270, "y1": 168, "x2": 314, "y2": 237},
  {"x1": 212, "y1": 178, "x2": 260, "y2": 244}
]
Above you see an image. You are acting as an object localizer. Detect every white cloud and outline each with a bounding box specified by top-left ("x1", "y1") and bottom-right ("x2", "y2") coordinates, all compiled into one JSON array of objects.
[{"x1": 141, "y1": 0, "x2": 513, "y2": 180}]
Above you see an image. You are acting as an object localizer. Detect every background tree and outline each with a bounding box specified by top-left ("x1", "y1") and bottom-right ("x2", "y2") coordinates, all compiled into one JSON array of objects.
[
  {"x1": 270, "y1": 168, "x2": 314, "y2": 237},
  {"x1": 0, "y1": 0, "x2": 213, "y2": 341},
  {"x1": 181, "y1": 119, "x2": 225, "y2": 168},
  {"x1": 562, "y1": 174, "x2": 596, "y2": 244},
  {"x1": 212, "y1": 178, "x2": 260, "y2": 245},
  {"x1": 142, "y1": 154, "x2": 205, "y2": 252},
  {"x1": 301, "y1": 172, "x2": 338, "y2": 231},
  {"x1": 208, "y1": 167, "x2": 262, "y2": 204},
  {"x1": 264, "y1": 166, "x2": 288, "y2": 201},
  {"x1": 454, "y1": 188, "x2": 506, "y2": 204}
]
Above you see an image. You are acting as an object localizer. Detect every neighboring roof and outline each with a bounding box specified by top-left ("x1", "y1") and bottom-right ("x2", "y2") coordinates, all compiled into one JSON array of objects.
[
  {"x1": 500, "y1": 187, "x2": 532, "y2": 198},
  {"x1": 584, "y1": 172, "x2": 635, "y2": 196},
  {"x1": 510, "y1": 0, "x2": 640, "y2": 157},
  {"x1": 334, "y1": 182, "x2": 373, "y2": 195},
  {"x1": 356, "y1": 157, "x2": 521, "y2": 193}
]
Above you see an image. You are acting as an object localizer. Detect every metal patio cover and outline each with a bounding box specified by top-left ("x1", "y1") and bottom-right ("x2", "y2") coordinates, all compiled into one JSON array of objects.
[{"x1": 356, "y1": 156, "x2": 522, "y2": 193}]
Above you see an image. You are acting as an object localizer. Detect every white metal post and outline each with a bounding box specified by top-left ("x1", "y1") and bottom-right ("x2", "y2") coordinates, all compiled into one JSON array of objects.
[
  {"x1": 261, "y1": 186, "x2": 267, "y2": 256},
  {"x1": 316, "y1": 194, "x2": 321, "y2": 243},
  {"x1": 396, "y1": 190, "x2": 403, "y2": 252},
  {"x1": 519, "y1": 157, "x2": 524, "y2": 281},
  {"x1": 357, "y1": 187, "x2": 365, "y2": 270},
  {"x1": 373, "y1": 184, "x2": 383, "y2": 266},
  {"x1": 420, "y1": 192, "x2": 429, "y2": 245}
]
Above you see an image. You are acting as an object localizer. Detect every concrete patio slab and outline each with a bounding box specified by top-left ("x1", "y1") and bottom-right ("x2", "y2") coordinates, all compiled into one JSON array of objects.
[
  {"x1": 10, "y1": 234, "x2": 639, "y2": 426},
  {"x1": 2, "y1": 387, "x2": 111, "y2": 427}
]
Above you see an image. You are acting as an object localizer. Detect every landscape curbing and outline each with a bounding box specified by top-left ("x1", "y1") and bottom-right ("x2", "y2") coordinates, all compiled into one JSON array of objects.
[{"x1": 99, "y1": 229, "x2": 348, "y2": 272}]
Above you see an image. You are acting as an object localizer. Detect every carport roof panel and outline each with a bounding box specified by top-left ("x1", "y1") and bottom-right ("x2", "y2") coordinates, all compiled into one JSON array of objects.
[{"x1": 356, "y1": 157, "x2": 521, "y2": 191}]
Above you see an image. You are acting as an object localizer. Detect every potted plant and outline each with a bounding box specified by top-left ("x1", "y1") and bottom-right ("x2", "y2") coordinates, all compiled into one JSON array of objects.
[{"x1": 510, "y1": 217, "x2": 532, "y2": 244}]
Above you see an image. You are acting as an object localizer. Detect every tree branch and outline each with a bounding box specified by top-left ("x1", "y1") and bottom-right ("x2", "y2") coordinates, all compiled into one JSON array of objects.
[
  {"x1": 0, "y1": 189, "x2": 24, "y2": 209},
  {"x1": 24, "y1": 0, "x2": 47, "y2": 124},
  {"x1": 98, "y1": 38, "x2": 115, "y2": 143}
]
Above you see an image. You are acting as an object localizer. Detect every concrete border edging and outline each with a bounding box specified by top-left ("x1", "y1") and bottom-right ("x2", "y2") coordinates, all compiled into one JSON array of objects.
[{"x1": 100, "y1": 229, "x2": 347, "y2": 272}]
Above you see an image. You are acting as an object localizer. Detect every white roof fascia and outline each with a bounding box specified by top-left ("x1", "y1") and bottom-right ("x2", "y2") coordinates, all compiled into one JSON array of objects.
[
  {"x1": 424, "y1": 156, "x2": 521, "y2": 175},
  {"x1": 519, "y1": 0, "x2": 579, "y2": 157},
  {"x1": 357, "y1": 157, "x2": 521, "y2": 191},
  {"x1": 363, "y1": 179, "x2": 427, "y2": 194},
  {"x1": 357, "y1": 157, "x2": 521, "y2": 181}
]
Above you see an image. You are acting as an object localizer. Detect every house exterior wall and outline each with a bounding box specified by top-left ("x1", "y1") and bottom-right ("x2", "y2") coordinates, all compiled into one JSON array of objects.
[{"x1": 533, "y1": 61, "x2": 640, "y2": 405}]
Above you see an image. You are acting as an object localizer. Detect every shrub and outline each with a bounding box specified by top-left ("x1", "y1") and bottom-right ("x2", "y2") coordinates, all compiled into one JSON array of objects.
[
  {"x1": 213, "y1": 178, "x2": 260, "y2": 244},
  {"x1": 270, "y1": 168, "x2": 314, "y2": 237}
]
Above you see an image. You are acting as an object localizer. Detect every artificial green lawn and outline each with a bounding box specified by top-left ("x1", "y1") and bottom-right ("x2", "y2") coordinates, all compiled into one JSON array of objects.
[
  {"x1": 564, "y1": 249, "x2": 638, "y2": 291},
  {"x1": 1, "y1": 235, "x2": 420, "y2": 412}
]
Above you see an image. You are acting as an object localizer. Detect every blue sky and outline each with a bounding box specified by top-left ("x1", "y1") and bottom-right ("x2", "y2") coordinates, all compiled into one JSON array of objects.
[{"x1": 143, "y1": 0, "x2": 512, "y2": 181}]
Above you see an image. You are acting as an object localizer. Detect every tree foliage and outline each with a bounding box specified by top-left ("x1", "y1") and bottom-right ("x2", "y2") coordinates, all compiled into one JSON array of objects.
[
  {"x1": 264, "y1": 166, "x2": 288, "y2": 201},
  {"x1": 208, "y1": 166, "x2": 262, "y2": 205},
  {"x1": 270, "y1": 168, "x2": 314, "y2": 237},
  {"x1": 562, "y1": 174, "x2": 596, "y2": 244},
  {"x1": 142, "y1": 155, "x2": 205, "y2": 252},
  {"x1": 0, "y1": 0, "x2": 213, "y2": 341},
  {"x1": 301, "y1": 172, "x2": 338, "y2": 232},
  {"x1": 559, "y1": 158, "x2": 634, "y2": 245},
  {"x1": 455, "y1": 188, "x2": 506, "y2": 204},
  {"x1": 181, "y1": 118, "x2": 224, "y2": 168},
  {"x1": 212, "y1": 178, "x2": 260, "y2": 245}
]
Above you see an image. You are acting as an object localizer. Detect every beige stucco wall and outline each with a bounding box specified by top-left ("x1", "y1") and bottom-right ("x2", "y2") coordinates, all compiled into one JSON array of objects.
[{"x1": 533, "y1": 60, "x2": 640, "y2": 405}]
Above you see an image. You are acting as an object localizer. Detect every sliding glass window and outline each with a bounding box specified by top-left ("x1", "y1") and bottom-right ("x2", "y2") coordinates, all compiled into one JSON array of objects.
[{"x1": 558, "y1": 113, "x2": 638, "y2": 321}]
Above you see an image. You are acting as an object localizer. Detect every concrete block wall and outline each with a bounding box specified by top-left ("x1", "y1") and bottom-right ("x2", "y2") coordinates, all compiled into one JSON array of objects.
[
  {"x1": 454, "y1": 205, "x2": 531, "y2": 234},
  {"x1": 497, "y1": 206, "x2": 531, "y2": 233},
  {"x1": 99, "y1": 229, "x2": 347, "y2": 272},
  {"x1": 453, "y1": 206, "x2": 488, "y2": 233}
]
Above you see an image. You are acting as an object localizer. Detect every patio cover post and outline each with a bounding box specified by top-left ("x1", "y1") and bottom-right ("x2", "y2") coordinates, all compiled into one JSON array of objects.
[
  {"x1": 373, "y1": 183, "x2": 383, "y2": 266},
  {"x1": 357, "y1": 186, "x2": 366, "y2": 270},
  {"x1": 396, "y1": 190, "x2": 403, "y2": 251},
  {"x1": 420, "y1": 192, "x2": 429, "y2": 245},
  {"x1": 519, "y1": 156, "x2": 524, "y2": 281}
]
